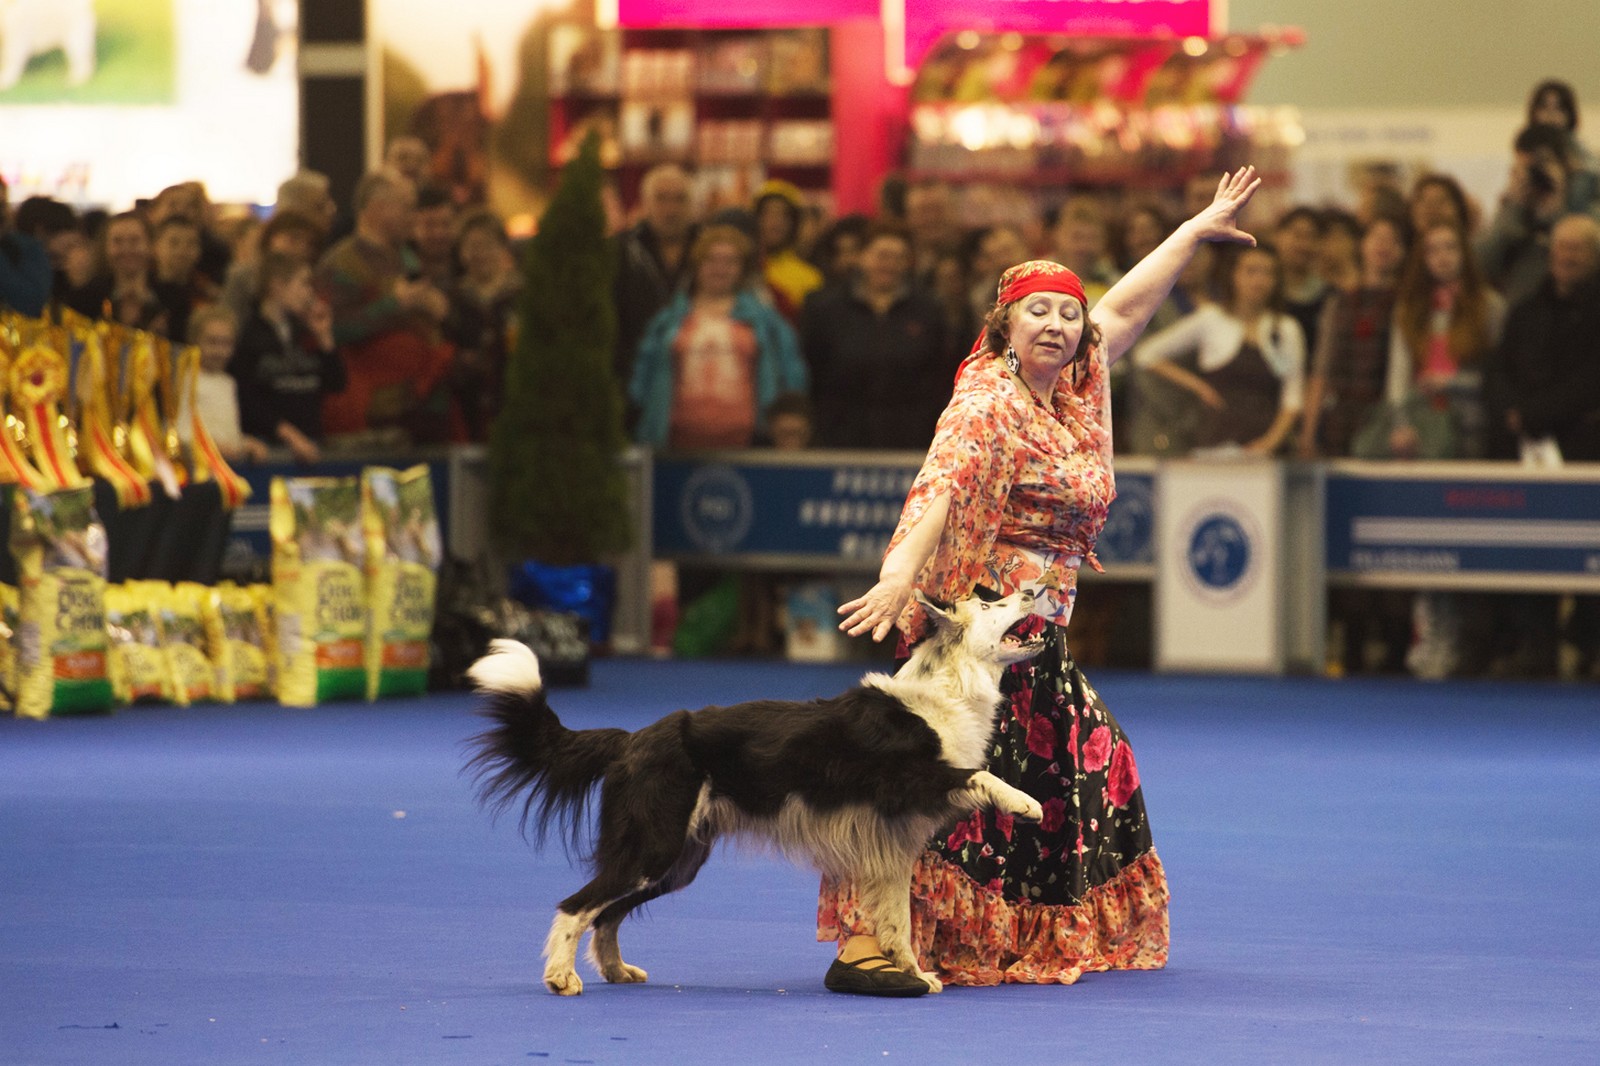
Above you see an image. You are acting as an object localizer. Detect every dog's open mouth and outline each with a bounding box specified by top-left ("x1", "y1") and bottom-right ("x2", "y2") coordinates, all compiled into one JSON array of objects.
[{"x1": 1001, "y1": 619, "x2": 1047, "y2": 656}]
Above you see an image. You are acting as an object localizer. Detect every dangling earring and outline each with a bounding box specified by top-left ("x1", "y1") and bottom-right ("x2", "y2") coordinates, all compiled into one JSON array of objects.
[{"x1": 1004, "y1": 345, "x2": 1020, "y2": 375}]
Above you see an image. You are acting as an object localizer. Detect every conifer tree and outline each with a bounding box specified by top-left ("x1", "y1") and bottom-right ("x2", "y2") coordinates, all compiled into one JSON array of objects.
[{"x1": 488, "y1": 131, "x2": 631, "y2": 564}]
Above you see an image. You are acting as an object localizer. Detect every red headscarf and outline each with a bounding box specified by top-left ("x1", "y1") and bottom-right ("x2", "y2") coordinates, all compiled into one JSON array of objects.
[{"x1": 958, "y1": 259, "x2": 1088, "y2": 378}]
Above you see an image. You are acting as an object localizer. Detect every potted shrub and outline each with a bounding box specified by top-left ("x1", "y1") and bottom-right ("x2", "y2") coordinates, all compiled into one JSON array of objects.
[{"x1": 488, "y1": 131, "x2": 631, "y2": 679}]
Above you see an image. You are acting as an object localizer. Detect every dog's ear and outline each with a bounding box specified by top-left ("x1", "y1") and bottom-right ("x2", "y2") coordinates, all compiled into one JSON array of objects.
[{"x1": 914, "y1": 589, "x2": 958, "y2": 627}]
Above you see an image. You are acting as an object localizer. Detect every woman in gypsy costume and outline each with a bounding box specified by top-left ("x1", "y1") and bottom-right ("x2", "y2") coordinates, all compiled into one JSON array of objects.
[{"x1": 818, "y1": 167, "x2": 1264, "y2": 996}]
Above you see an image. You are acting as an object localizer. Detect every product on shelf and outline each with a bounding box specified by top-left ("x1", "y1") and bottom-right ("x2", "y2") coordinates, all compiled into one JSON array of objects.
[
  {"x1": 271, "y1": 476, "x2": 367, "y2": 707},
  {"x1": 8, "y1": 483, "x2": 113, "y2": 719},
  {"x1": 0, "y1": 584, "x2": 17, "y2": 713},
  {"x1": 203, "y1": 583, "x2": 274, "y2": 704},
  {"x1": 106, "y1": 583, "x2": 174, "y2": 705},
  {"x1": 548, "y1": 27, "x2": 834, "y2": 211},
  {"x1": 362, "y1": 465, "x2": 442, "y2": 700},
  {"x1": 156, "y1": 581, "x2": 217, "y2": 706}
]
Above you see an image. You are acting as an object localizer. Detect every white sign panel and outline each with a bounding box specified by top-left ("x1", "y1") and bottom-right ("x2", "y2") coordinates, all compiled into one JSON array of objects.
[
  {"x1": 1156, "y1": 461, "x2": 1286, "y2": 674},
  {"x1": 0, "y1": 0, "x2": 299, "y2": 208}
]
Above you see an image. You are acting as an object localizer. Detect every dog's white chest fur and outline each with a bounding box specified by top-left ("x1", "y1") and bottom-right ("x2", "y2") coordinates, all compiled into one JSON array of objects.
[{"x1": 863, "y1": 664, "x2": 1003, "y2": 769}]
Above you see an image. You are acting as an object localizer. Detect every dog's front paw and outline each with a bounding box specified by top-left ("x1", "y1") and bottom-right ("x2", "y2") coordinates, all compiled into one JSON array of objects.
[
  {"x1": 1017, "y1": 797, "x2": 1044, "y2": 823},
  {"x1": 543, "y1": 968, "x2": 584, "y2": 996},
  {"x1": 919, "y1": 971, "x2": 944, "y2": 994},
  {"x1": 602, "y1": 962, "x2": 648, "y2": 984}
]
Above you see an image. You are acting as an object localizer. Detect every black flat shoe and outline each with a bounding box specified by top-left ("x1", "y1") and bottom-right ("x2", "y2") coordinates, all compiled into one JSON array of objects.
[{"x1": 823, "y1": 955, "x2": 930, "y2": 997}]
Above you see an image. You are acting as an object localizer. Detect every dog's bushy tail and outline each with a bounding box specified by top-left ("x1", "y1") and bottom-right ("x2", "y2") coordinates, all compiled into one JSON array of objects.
[{"x1": 463, "y1": 640, "x2": 628, "y2": 849}]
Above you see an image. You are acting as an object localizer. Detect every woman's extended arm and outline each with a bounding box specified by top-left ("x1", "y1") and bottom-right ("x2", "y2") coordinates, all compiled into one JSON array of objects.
[
  {"x1": 1095, "y1": 167, "x2": 1262, "y2": 365},
  {"x1": 837, "y1": 493, "x2": 951, "y2": 643}
]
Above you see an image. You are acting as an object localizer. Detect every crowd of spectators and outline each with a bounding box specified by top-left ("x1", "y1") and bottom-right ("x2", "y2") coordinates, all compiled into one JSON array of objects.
[{"x1": 2, "y1": 78, "x2": 1597, "y2": 678}]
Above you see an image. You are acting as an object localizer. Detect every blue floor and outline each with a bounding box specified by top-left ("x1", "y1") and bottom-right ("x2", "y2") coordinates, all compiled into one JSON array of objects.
[{"x1": 3, "y1": 661, "x2": 1598, "y2": 1065}]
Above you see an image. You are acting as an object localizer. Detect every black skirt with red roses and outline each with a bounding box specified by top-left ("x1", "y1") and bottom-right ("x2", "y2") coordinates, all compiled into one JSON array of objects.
[{"x1": 818, "y1": 619, "x2": 1170, "y2": 985}]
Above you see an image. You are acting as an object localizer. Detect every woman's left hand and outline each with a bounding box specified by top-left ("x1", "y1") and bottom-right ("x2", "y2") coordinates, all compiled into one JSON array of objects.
[
  {"x1": 838, "y1": 576, "x2": 914, "y2": 643},
  {"x1": 1186, "y1": 166, "x2": 1264, "y2": 246}
]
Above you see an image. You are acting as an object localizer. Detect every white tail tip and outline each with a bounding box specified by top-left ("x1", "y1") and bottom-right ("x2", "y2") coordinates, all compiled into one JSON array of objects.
[{"x1": 467, "y1": 639, "x2": 543, "y2": 696}]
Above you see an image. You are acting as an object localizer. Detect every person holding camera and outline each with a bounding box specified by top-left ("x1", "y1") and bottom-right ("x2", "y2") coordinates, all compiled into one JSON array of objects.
[{"x1": 1478, "y1": 125, "x2": 1587, "y2": 306}]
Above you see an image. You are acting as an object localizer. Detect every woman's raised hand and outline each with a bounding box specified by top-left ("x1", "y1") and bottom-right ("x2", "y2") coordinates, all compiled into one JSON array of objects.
[{"x1": 1188, "y1": 166, "x2": 1263, "y2": 246}]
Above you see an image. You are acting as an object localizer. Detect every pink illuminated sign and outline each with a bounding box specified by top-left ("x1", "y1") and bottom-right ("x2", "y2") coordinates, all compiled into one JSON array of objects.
[
  {"x1": 903, "y1": 0, "x2": 1213, "y2": 64},
  {"x1": 616, "y1": 0, "x2": 874, "y2": 27},
  {"x1": 616, "y1": 0, "x2": 1215, "y2": 65}
]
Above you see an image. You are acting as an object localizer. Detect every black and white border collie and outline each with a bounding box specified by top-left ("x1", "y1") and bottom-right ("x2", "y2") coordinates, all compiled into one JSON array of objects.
[{"x1": 465, "y1": 590, "x2": 1046, "y2": 995}]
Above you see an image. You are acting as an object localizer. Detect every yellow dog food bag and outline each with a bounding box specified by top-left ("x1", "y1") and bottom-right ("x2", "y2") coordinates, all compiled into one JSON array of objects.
[
  {"x1": 250, "y1": 583, "x2": 279, "y2": 697},
  {"x1": 105, "y1": 583, "x2": 174, "y2": 705},
  {"x1": 158, "y1": 582, "x2": 219, "y2": 706},
  {"x1": 271, "y1": 476, "x2": 367, "y2": 706},
  {"x1": 1, "y1": 583, "x2": 17, "y2": 713},
  {"x1": 362, "y1": 465, "x2": 442, "y2": 699},
  {"x1": 203, "y1": 582, "x2": 272, "y2": 703},
  {"x1": 8, "y1": 484, "x2": 114, "y2": 719}
]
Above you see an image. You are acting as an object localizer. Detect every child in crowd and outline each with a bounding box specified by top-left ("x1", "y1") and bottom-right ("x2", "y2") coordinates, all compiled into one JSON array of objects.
[
  {"x1": 229, "y1": 252, "x2": 346, "y2": 466},
  {"x1": 180, "y1": 306, "x2": 269, "y2": 464}
]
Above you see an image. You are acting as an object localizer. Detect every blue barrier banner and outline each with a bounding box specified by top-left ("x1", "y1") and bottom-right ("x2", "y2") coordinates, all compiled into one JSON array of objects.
[
  {"x1": 651, "y1": 452, "x2": 1155, "y2": 570},
  {"x1": 1325, "y1": 465, "x2": 1600, "y2": 586}
]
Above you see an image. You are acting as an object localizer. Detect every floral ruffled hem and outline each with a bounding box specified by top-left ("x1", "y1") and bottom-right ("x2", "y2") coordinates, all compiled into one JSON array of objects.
[{"x1": 818, "y1": 848, "x2": 1169, "y2": 986}]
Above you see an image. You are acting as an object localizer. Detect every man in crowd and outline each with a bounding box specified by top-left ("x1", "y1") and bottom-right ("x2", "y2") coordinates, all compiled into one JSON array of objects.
[
  {"x1": 315, "y1": 170, "x2": 454, "y2": 444},
  {"x1": 0, "y1": 175, "x2": 51, "y2": 316},
  {"x1": 903, "y1": 178, "x2": 960, "y2": 282},
  {"x1": 800, "y1": 221, "x2": 951, "y2": 449},
  {"x1": 276, "y1": 171, "x2": 338, "y2": 237},
  {"x1": 411, "y1": 184, "x2": 458, "y2": 289},
  {"x1": 612, "y1": 164, "x2": 698, "y2": 409},
  {"x1": 1484, "y1": 212, "x2": 1600, "y2": 678}
]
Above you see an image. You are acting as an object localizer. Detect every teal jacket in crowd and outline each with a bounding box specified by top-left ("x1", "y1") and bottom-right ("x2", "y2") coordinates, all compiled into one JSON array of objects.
[{"x1": 628, "y1": 288, "x2": 808, "y2": 448}]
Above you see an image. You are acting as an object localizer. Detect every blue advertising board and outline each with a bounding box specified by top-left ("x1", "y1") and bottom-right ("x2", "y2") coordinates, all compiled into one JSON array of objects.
[
  {"x1": 1324, "y1": 463, "x2": 1600, "y2": 590},
  {"x1": 651, "y1": 452, "x2": 1155, "y2": 573}
]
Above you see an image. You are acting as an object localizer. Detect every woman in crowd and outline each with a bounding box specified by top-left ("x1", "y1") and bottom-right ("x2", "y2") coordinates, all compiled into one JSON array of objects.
[
  {"x1": 753, "y1": 180, "x2": 824, "y2": 322},
  {"x1": 816, "y1": 168, "x2": 1263, "y2": 996},
  {"x1": 443, "y1": 210, "x2": 523, "y2": 440},
  {"x1": 63, "y1": 212, "x2": 175, "y2": 334},
  {"x1": 221, "y1": 210, "x2": 325, "y2": 325},
  {"x1": 180, "y1": 305, "x2": 269, "y2": 465},
  {"x1": 1317, "y1": 208, "x2": 1364, "y2": 294},
  {"x1": 1409, "y1": 173, "x2": 1475, "y2": 240},
  {"x1": 1298, "y1": 213, "x2": 1413, "y2": 676},
  {"x1": 1133, "y1": 243, "x2": 1306, "y2": 456},
  {"x1": 1118, "y1": 202, "x2": 1170, "y2": 272},
  {"x1": 1526, "y1": 78, "x2": 1600, "y2": 214},
  {"x1": 1386, "y1": 221, "x2": 1506, "y2": 679},
  {"x1": 1301, "y1": 214, "x2": 1411, "y2": 459},
  {"x1": 810, "y1": 213, "x2": 871, "y2": 289},
  {"x1": 229, "y1": 252, "x2": 346, "y2": 466},
  {"x1": 629, "y1": 224, "x2": 808, "y2": 449},
  {"x1": 1386, "y1": 222, "x2": 1505, "y2": 461},
  {"x1": 1273, "y1": 206, "x2": 1330, "y2": 354}
]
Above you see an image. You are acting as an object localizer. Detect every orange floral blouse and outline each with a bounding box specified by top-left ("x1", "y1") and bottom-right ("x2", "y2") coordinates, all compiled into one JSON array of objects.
[{"x1": 892, "y1": 346, "x2": 1115, "y2": 639}]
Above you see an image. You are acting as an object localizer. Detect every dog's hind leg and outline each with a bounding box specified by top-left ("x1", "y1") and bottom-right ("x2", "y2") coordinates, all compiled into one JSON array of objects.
[
  {"x1": 588, "y1": 836, "x2": 714, "y2": 984},
  {"x1": 543, "y1": 768, "x2": 708, "y2": 994},
  {"x1": 543, "y1": 904, "x2": 607, "y2": 996},
  {"x1": 855, "y1": 864, "x2": 942, "y2": 994}
]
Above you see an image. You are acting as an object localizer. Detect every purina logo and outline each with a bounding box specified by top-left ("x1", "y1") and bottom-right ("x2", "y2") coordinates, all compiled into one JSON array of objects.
[
  {"x1": 1097, "y1": 475, "x2": 1154, "y2": 565},
  {"x1": 1182, "y1": 504, "x2": 1259, "y2": 601},
  {"x1": 680, "y1": 465, "x2": 753, "y2": 553}
]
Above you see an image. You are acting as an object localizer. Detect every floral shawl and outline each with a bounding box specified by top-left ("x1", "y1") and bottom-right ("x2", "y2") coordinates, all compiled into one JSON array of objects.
[{"x1": 892, "y1": 346, "x2": 1115, "y2": 638}]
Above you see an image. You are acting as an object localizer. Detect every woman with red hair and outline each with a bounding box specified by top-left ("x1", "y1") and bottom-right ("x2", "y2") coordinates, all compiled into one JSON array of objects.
[{"x1": 818, "y1": 168, "x2": 1264, "y2": 996}]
